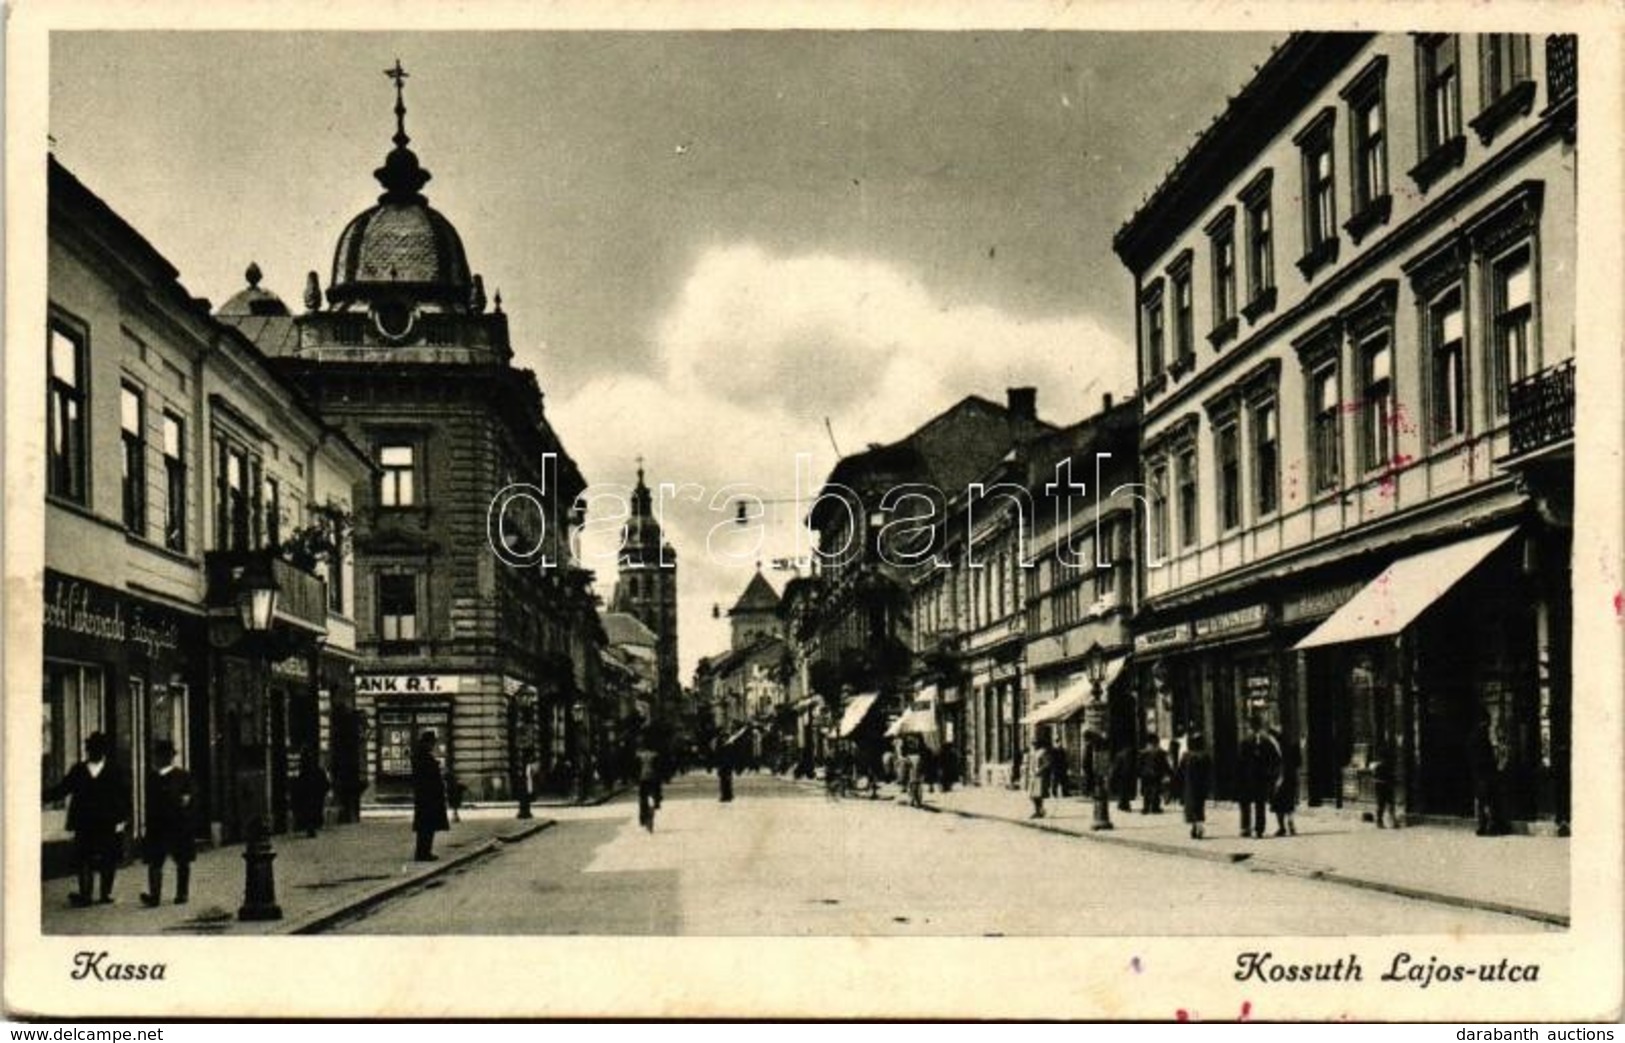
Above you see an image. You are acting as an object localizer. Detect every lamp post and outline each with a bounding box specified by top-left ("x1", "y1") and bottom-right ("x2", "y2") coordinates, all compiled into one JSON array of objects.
[
  {"x1": 1084, "y1": 641, "x2": 1114, "y2": 832},
  {"x1": 510, "y1": 686, "x2": 536, "y2": 820},
  {"x1": 236, "y1": 555, "x2": 283, "y2": 921}
]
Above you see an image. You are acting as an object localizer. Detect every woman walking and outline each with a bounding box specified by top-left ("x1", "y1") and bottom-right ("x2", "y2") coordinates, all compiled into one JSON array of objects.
[
  {"x1": 1026, "y1": 735, "x2": 1053, "y2": 819},
  {"x1": 1270, "y1": 728, "x2": 1300, "y2": 836},
  {"x1": 1180, "y1": 732, "x2": 1212, "y2": 840},
  {"x1": 411, "y1": 731, "x2": 450, "y2": 861}
]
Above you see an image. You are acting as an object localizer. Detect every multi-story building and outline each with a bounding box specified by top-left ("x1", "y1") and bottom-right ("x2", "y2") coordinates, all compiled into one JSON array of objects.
[
  {"x1": 220, "y1": 68, "x2": 599, "y2": 802},
  {"x1": 45, "y1": 158, "x2": 371, "y2": 867},
  {"x1": 1113, "y1": 33, "x2": 1575, "y2": 828},
  {"x1": 609, "y1": 462, "x2": 680, "y2": 715}
]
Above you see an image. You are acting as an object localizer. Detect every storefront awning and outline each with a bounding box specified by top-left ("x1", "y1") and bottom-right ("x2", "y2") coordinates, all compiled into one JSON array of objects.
[
  {"x1": 836, "y1": 693, "x2": 880, "y2": 738},
  {"x1": 885, "y1": 708, "x2": 937, "y2": 737},
  {"x1": 1294, "y1": 527, "x2": 1518, "y2": 651},
  {"x1": 1021, "y1": 657, "x2": 1126, "y2": 725}
]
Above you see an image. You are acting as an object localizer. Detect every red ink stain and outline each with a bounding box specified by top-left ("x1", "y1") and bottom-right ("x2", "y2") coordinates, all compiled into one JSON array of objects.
[
  {"x1": 1175, "y1": 1010, "x2": 1191, "y2": 1022},
  {"x1": 1239, "y1": 1001, "x2": 1253, "y2": 1022},
  {"x1": 1131, "y1": 956, "x2": 1143, "y2": 974},
  {"x1": 1615, "y1": 590, "x2": 1624, "y2": 620}
]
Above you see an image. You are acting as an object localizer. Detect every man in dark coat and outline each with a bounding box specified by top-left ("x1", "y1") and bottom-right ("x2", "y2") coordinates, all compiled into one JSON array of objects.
[
  {"x1": 292, "y1": 746, "x2": 330, "y2": 838},
  {"x1": 411, "y1": 731, "x2": 450, "y2": 861},
  {"x1": 1139, "y1": 733, "x2": 1170, "y2": 814},
  {"x1": 140, "y1": 739, "x2": 195, "y2": 906},
  {"x1": 716, "y1": 738, "x2": 735, "y2": 803},
  {"x1": 1467, "y1": 711, "x2": 1505, "y2": 836},
  {"x1": 1111, "y1": 743, "x2": 1137, "y2": 812},
  {"x1": 43, "y1": 731, "x2": 130, "y2": 906},
  {"x1": 1236, "y1": 715, "x2": 1281, "y2": 839},
  {"x1": 1180, "y1": 732, "x2": 1213, "y2": 839}
]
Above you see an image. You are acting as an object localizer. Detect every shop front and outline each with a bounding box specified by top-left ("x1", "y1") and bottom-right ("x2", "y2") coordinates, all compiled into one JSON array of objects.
[{"x1": 42, "y1": 570, "x2": 206, "y2": 877}]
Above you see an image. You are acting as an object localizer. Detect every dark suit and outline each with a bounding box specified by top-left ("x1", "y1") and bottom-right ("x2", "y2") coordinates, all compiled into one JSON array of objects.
[
  {"x1": 44, "y1": 760, "x2": 131, "y2": 902},
  {"x1": 142, "y1": 766, "x2": 196, "y2": 903},
  {"x1": 1236, "y1": 732, "x2": 1281, "y2": 838},
  {"x1": 411, "y1": 748, "x2": 450, "y2": 859}
]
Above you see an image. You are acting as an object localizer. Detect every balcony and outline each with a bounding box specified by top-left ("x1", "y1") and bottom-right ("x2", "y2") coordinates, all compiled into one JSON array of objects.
[
  {"x1": 1505, "y1": 358, "x2": 1575, "y2": 460},
  {"x1": 1547, "y1": 35, "x2": 1577, "y2": 107},
  {"x1": 205, "y1": 549, "x2": 329, "y2": 635}
]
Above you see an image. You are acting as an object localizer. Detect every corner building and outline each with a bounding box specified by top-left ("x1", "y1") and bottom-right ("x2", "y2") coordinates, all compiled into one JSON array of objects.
[
  {"x1": 222, "y1": 72, "x2": 596, "y2": 802},
  {"x1": 1113, "y1": 33, "x2": 1575, "y2": 829}
]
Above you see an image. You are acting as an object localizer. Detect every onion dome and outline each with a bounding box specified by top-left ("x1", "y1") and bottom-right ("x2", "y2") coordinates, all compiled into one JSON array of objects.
[
  {"x1": 327, "y1": 61, "x2": 471, "y2": 310},
  {"x1": 217, "y1": 262, "x2": 290, "y2": 317}
]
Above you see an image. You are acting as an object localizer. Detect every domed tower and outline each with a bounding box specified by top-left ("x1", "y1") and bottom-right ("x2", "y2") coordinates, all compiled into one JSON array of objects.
[
  {"x1": 218, "y1": 62, "x2": 594, "y2": 806},
  {"x1": 611, "y1": 461, "x2": 679, "y2": 710}
]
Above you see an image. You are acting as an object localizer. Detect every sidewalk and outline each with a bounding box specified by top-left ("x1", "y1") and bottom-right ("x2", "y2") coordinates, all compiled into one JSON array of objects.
[
  {"x1": 42, "y1": 816, "x2": 553, "y2": 936},
  {"x1": 908, "y1": 783, "x2": 1569, "y2": 925}
]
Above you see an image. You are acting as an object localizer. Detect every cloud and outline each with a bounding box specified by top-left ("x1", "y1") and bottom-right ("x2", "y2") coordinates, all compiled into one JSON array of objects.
[{"x1": 549, "y1": 242, "x2": 1136, "y2": 680}]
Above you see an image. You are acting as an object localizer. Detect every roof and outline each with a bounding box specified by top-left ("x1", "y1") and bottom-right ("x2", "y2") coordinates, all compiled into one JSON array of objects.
[
  {"x1": 730, "y1": 570, "x2": 781, "y2": 614},
  {"x1": 1112, "y1": 33, "x2": 1372, "y2": 274},
  {"x1": 600, "y1": 611, "x2": 658, "y2": 648}
]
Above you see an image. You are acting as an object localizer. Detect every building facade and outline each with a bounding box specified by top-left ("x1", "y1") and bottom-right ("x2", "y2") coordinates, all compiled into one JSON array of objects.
[
  {"x1": 222, "y1": 70, "x2": 600, "y2": 802},
  {"x1": 46, "y1": 158, "x2": 371, "y2": 868},
  {"x1": 1113, "y1": 33, "x2": 1576, "y2": 828}
]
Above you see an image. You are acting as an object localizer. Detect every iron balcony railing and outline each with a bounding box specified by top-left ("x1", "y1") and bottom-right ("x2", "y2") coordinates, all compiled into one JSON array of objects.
[
  {"x1": 1547, "y1": 35, "x2": 1577, "y2": 107},
  {"x1": 1507, "y1": 357, "x2": 1575, "y2": 458},
  {"x1": 205, "y1": 549, "x2": 329, "y2": 634}
]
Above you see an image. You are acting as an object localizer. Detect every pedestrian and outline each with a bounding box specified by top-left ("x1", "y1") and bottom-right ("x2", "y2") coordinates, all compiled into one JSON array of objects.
[
  {"x1": 1026, "y1": 734, "x2": 1053, "y2": 819},
  {"x1": 1166, "y1": 736, "x2": 1184, "y2": 808},
  {"x1": 1111, "y1": 742, "x2": 1137, "y2": 812},
  {"x1": 1270, "y1": 728, "x2": 1300, "y2": 836},
  {"x1": 292, "y1": 746, "x2": 330, "y2": 837},
  {"x1": 1180, "y1": 732, "x2": 1212, "y2": 840},
  {"x1": 1236, "y1": 715, "x2": 1281, "y2": 839},
  {"x1": 897, "y1": 741, "x2": 915, "y2": 803},
  {"x1": 1139, "y1": 732, "x2": 1170, "y2": 814},
  {"x1": 139, "y1": 739, "x2": 194, "y2": 907},
  {"x1": 1050, "y1": 739, "x2": 1069, "y2": 798},
  {"x1": 42, "y1": 731, "x2": 130, "y2": 906},
  {"x1": 920, "y1": 743, "x2": 938, "y2": 795},
  {"x1": 1370, "y1": 732, "x2": 1399, "y2": 828},
  {"x1": 938, "y1": 741, "x2": 959, "y2": 794},
  {"x1": 1468, "y1": 710, "x2": 1505, "y2": 836},
  {"x1": 905, "y1": 740, "x2": 925, "y2": 808},
  {"x1": 411, "y1": 730, "x2": 450, "y2": 861},
  {"x1": 444, "y1": 763, "x2": 466, "y2": 824},
  {"x1": 716, "y1": 739, "x2": 735, "y2": 803},
  {"x1": 635, "y1": 735, "x2": 661, "y2": 832}
]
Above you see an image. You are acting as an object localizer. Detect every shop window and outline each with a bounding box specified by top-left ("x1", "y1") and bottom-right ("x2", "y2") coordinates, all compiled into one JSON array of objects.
[
  {"x1": 48, "y1": 323, "x2": 89, "y2": 505},
  {"x1": 121, "y1": 384, "x2": 146, "y2": 535},
  {"x1": 378, "y1": 573, "x2": 419, "y2": 646},
  {"x1": 1491, "y1": 246, "x2": 1536, "y2": 417},
  {"x1": 1361, "y1": 334, "x2": 1396, "y2": 471},
  {"x1": 1428, "y1": 287, "x2": 1468, "y2": 444},
  {"x1": 162, "y1": 413, "x2": 186, "y2": 552},
  {"x1": 42, "y1": 662, "x2": 106, "y2": 825},
  {"x1": 379, "y1": 444, "x2": 416, "y2": 507}
]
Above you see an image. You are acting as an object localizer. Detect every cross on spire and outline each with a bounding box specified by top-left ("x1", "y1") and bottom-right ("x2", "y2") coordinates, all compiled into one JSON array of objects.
[
  {"x1": 636, "y1": 455, "x2": 646, "y2": 485},
  {"x1": 385, "y1": 59, "x2": 410, "y2": 148}
]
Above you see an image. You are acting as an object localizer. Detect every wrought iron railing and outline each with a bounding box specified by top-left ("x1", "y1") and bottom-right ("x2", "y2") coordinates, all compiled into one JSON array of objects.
[
  {"x1": 1507, "y1": 357, "x2": 1575, "y2": 457},
  {"x1": 1547, "y1": 35, "x2": 1577, "y2": 107}
]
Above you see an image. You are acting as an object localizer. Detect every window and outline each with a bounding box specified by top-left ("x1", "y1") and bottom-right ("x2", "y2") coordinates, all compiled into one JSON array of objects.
[
  {"x1": 1349, "y1": 79, "x2": 1388, "y2": 216},
  {"x1": 379, "y1": 445, "x2": 415, "y2": 507},
  {"x1": 264, "y1": 476, "x2": 281, "y2": 549},
  {"x1": 227, "y1": 446, "x2": 249, "y2": 549},
  {"x1": 121, "y1": 384, "x2": 146, "y2": 534},
  {"x1": 1243, "y1": 178, "x2": 1275, "y2": 307},
  {"x1": 378, "y1": 573, "x2": 418, "y2": 644},
  {"x1": 1303, "y1": 130, "x2": 1337, "y2": 254},
  {"x1": 1149, "y1": 463, "x2": 1170, "y2": 561},
  {"x1": 1217, "y1": 421, "x2": 1241, "y2": 532},
  {"x1": 1176, "y1": 446, "x2": 1198, "y2": 550},
  {"x1": 1482, "y1": 34, "x2": 1532, "y2": 103},
  {"x1": 1253, "y1": 400, "x2": 1279, "y2": 516},
  {"x1": 1170, "y1": 257, "x2": 1194, "y2": 368},
  {"x1": 1428, "y1": 288, "x2": 1467, "y2": 442},
  {"x1": 327, "y1": 515, "x2": 346, "y2": 615},
  {"x1": 42, "y1": 663, "x2": 105, "y2": 822},
  {"x1": 1420, "y1": 35, "x2": 1462, "y2": 154},
  {"x1": 1491, "y1": 247, "x2": 1535, "y2": 416},
  {"x1": 1361, "y1": 334, "x2": 1396, "y2": 469},
  {"x1": 1312, "y1": 365, "x2": 1342, "y2": 493},
  {"x1": 1143, "y1": 286, "x2": 1166, "y2": 379},
  {"x1": 162, "y1": 412, "x2": 186, "y2": 552},
  {"x1": 1215, "y1": 224, "x2": 1235, "y2": 328},
  {"x1": 47, "y1": 324, "x2": 88, "y2": 504}
]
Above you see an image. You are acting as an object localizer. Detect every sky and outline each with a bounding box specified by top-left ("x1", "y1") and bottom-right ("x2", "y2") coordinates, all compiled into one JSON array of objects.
[{"x1": 49, "y1": 30, "x2": 1280, "y2": 677}]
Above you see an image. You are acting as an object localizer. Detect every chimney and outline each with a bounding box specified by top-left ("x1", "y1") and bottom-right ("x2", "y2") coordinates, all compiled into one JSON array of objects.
[
  {"x1": 1006, "y1": 386, "x2": 1037, "y2": 422},
  {"x1": 1102, "y1": 393, "x2": 1114, "y2": 413}
]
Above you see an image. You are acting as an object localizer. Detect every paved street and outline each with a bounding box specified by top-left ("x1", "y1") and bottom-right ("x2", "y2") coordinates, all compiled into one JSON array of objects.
[{"x1": 336, "y1": 774, "x2": 1551, "y2": 935}]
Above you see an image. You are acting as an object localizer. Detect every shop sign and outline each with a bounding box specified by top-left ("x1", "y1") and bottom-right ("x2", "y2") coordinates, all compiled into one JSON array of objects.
[
  {"x1": 271, "y1": 655, "x2": 310, "y2": 681},
  {"x1": 356, "y1": 673, "x2": 465, "y2": 696},
  {"x1": 44, "y1": 572, "x2": 182, "y2": 657},
  {"x1": 1195, "y1": 604, "x2": 1268, "y2": 640},
  {"x1": 1134, "y1": 622, "x2": 1191, "y2": 653},
  {"x1": 1281, "y1": 581, "x2": 1366, "y2": 625}
]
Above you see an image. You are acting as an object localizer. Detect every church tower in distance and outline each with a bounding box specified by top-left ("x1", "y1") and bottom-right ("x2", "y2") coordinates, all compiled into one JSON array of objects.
[{"x1": 611, "y1": 462, "x2": 679, "y2": 713}]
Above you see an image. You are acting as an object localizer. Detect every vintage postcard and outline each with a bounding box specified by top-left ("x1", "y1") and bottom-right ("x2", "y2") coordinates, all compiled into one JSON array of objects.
[{"x1": 4, "y1": 0, "x2": 1622, "y2": 1023}]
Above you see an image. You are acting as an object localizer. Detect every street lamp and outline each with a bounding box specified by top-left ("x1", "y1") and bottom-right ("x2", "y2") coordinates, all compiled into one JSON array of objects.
[
  {"x1": 236, "y1": 555, "x2": 283, "y2": 921},
  {"x1": 1083, "y1": 641, "x2": 1114, "y2": 832}
]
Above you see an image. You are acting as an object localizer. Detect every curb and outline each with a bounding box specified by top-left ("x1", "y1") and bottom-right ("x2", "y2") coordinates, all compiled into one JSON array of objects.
[
  {"x1": 925, "y1": 802, "x2": 1568, "y2": 926},
  {"x1": 284, "y1": 819, "x2": 556, "y2": 935}
]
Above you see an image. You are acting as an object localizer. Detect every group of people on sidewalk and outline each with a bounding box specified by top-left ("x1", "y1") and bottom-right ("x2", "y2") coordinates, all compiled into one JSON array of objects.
[{"x1": 1017, "y1": 715, "x2": 1304, "y2": 842}]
